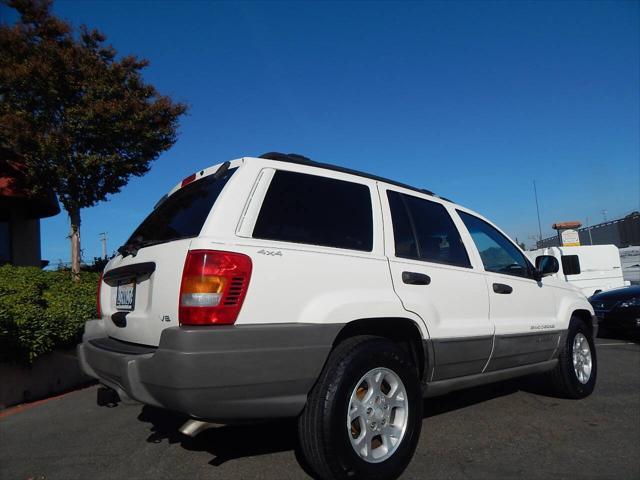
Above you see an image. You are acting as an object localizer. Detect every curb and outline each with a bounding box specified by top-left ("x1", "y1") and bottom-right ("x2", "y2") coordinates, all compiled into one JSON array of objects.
[{"x1": 0, "y1": 348, "x2": 95, "y2": 409}]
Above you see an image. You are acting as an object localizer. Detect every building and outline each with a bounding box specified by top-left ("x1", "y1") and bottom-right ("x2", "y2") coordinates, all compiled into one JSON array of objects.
[
  {"x1": 537, "y1": 212, "x2": 640, "y2": 249},
  {"x1": 0, "y1": 159, "x2": 60, "y2": 267}
]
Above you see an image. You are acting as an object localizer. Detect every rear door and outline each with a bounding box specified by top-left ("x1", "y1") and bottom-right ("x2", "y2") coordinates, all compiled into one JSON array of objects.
[
  {"x1": 101, "y1": 164, "x2": 238, "y2": 346},
  {"x1": 381, "y1": 187, "x2": 493, "y2": 381},
  {"x1": 456, "y1": 210, "x2": 560, "y2": 371}
]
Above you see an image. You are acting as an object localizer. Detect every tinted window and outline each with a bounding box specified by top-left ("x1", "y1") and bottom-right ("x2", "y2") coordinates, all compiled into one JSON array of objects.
[
  {"x1": 253, "y1": 171, "x2": 373, "y2": 251},
  {"x1": 388, "y1": 191, "x2": 471, "y2": 268},
  {"x1": 127, "y1": 168, "x2": 236, "y2": 246},
  {"x1": 562, "y1": 255, "x2": 581, "y2": 275},
  {"x1": 458, "y1": 211, "x2": 531, "y2": 278}
]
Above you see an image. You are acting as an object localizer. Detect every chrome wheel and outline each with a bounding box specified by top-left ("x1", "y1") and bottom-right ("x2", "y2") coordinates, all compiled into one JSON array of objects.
[
  {"x1": 572, "y1": 333, "x2": 592, "y2": 384},
  {"x1": 347, "y1": 367, "x2": 409, "y2": 463}
]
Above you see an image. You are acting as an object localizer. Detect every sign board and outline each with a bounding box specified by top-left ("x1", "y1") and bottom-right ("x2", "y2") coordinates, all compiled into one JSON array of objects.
[{"x1": 561, "y1": 229, "x2": 580, "y2": 246}]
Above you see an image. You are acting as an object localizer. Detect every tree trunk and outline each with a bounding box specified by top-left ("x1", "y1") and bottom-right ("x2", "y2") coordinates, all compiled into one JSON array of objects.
[{"x1": 69, "y1": 209, "x2": 81, "y2": 280}]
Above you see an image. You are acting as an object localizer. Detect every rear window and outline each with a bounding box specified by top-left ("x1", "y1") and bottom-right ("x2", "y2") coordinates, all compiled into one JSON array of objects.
[
  {"x1": 253, "y1": 170, "x2": 373, "y2": 251},
  {"x1": 126, "y1": 167, "x2": 236, "y2": 246}
]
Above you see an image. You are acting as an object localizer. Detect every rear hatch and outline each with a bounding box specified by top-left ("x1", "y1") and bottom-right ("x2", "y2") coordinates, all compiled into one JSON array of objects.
[{"x1": 100, "y1": 164, "x2": 237, "y2": 346}]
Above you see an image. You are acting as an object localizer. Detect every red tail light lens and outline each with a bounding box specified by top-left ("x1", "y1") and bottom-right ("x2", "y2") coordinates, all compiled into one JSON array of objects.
[
  {"x1": 96, "y1": 272, "x2": 103, "y2": 318},
  {"x1": 179, "y1": 250, "x2": 252, "y2": 325}
]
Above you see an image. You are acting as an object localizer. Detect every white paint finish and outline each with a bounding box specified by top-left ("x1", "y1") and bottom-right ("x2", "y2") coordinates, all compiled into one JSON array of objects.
[
  {"x1": 377, "y1": 185, "x2": 492, "y2": 340},
  {"x1": 484, "y1": 272, "x2": 558, "y2": 336},
  {"x1": 98, "y1": 155, "x2": 595, "y2": 350},
  {"x1": 102, "y1": 239, "x2": 191, "y2": 346}
]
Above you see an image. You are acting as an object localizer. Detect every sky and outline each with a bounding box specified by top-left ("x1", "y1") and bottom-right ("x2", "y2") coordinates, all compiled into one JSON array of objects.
[{"x1": 2, "y1": 0, "x2": 639, "y2": 264}]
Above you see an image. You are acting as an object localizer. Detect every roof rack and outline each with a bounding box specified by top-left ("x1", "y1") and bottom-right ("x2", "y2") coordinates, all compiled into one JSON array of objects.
[{"x1": 258, "y1": 152, "x2": 450, "y2": 202}]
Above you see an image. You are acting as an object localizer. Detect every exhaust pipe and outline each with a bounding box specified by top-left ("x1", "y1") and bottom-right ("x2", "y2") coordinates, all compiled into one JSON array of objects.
[{"x1": 179, "y1": 419, "x2": 221, "y2": 437}]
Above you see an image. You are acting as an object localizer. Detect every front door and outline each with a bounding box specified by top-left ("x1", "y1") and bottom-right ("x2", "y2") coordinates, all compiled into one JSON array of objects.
[{"x1": 457, "y1": 211, "x2": 560, "y2": 371}]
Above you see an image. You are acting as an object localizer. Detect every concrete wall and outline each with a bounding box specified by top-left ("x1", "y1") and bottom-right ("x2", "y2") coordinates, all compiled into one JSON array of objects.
[{"x1": 0, "y1": 349, "x2": 94, "y2": 409}]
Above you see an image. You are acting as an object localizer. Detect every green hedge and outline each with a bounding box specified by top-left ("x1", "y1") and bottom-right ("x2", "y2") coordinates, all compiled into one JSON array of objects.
[{"x1": 0, "y1": 265, "x2": 99, "y2": 364}]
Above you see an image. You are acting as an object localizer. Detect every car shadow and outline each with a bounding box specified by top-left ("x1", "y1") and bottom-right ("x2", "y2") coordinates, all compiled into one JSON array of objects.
[
  {"x1": 597, "y1": 328, "x2": 640, "y2": 344},
  {"x1": 137, "y1": 406, "x2": 315, "y2": 474},
  {"x1": 135, "y1": 373, "x2": 556, "y2": 473}
]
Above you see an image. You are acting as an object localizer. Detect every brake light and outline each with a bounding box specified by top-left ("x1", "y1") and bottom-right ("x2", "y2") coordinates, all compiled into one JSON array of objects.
[
  {"x1": 181, "y1": 173, "x2": 197, "y2": 187},
  {"x1": 179, "y1": 250, "x2": 252, "y2": 325},
  {"x1": 96, "y1": 272, "x2": 103, "y2": 318}
]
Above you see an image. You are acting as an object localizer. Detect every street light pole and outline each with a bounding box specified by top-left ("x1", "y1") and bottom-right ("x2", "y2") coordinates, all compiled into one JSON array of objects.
[
  {"x1": 99, "y1": 232, "x2": 108, "y2": 259},
  {"x1": 533, "y1": 180, "x2": 543, "y2": 244}
]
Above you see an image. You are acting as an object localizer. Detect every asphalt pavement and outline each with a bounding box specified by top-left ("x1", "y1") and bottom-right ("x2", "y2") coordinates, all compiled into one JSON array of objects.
[{"x1": 1, "y1": 335, "x2": 639, "y2": 480}]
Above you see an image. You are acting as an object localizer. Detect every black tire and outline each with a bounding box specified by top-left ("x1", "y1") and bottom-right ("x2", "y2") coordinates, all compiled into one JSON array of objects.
[
  {"x1": 549, "y1": 316, "x2": 597, "y2": 399},
  {"x1": 298, "y1": 336, "x2": 423, "y2": 480}
]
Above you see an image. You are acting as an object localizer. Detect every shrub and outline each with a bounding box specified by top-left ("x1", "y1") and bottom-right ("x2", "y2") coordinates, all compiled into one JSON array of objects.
[{"x1": 0, "y1": 265, "x2": 99, "y2": 364}]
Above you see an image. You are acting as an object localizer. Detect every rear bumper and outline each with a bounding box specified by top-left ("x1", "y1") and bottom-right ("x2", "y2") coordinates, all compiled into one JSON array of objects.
[{"x1": 78, "y1": 320, "x2": 341, "y2": 422}]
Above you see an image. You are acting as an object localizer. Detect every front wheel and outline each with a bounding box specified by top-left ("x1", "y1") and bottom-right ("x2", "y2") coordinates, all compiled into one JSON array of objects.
[
  {"x1": 298, "y1": 336, "x2": 423, "y2": 480},
  {"x1": 549, "y1": 316, "x2": 597, "y2": 399}
]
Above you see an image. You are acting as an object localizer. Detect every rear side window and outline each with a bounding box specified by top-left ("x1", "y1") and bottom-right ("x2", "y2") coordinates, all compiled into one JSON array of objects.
[
  {"x1": 387, "y1": 191, "x2": 471, "y2": 268},
  {"x1": 253, "y1": 170, "x2": 373, "y2": 251},
  {"x1": 562, "y1": 255, "x2": 581, "y2": 275},
  {"x1": 127, "y1": 168, "x2": 236, "y2": 246}
]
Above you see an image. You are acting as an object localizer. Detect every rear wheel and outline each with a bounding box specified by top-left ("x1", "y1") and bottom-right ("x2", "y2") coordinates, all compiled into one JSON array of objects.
[
  {"x1": 549, "y1": 316, "x2": 597, "y2": 398},
  {"x1": 298, "y1": 336, "x2": 422, "y2": 480}
]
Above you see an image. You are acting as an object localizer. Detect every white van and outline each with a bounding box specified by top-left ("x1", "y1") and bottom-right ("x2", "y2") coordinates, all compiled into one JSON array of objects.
[
  {"x1": 79, "y1": 153, "x2": 597, "y2": 480},
  {"x1": 527, "y1": 245, "x2": 629, "y2": 297}
]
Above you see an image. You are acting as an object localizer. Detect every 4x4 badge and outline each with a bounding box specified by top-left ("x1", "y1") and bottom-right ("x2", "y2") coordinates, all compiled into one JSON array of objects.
[{"x1": 257, "y1": 249, "x2": 283, "y2": 256}]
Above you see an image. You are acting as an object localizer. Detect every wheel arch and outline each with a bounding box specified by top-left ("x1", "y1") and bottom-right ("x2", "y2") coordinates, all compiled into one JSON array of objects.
[
  {"x1": 571, "y1": 309, "x2": 597, "y2": 337},
  {"x1": 332, "y1": 317, "x2": 428, "y2": 382}
]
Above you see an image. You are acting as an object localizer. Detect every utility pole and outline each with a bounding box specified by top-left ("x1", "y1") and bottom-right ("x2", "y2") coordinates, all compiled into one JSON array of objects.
[
  {"x1": 533, "y1": 180, "x2": 543, "y2": 243},
  {"x1": 586, "y1": 217, "x2": 593, "y2": 245},
  {"x1": 99, "y1": 232, "x2": 108, "y2": 259},
  {"x1": 601, "y1": 209, "x2": 608, "y2": 222}
]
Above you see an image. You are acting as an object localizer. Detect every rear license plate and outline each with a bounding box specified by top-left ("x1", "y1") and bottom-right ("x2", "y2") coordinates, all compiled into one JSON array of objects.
[{"x1": 116, "y1": 279, "x2": 136, "y2": 311}]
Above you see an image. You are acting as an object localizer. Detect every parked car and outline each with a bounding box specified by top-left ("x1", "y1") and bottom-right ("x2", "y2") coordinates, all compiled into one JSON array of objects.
[
  {"x1": 79, "y1": 153, "x2": 598, "y2": 480},
  {"x1": 590, "y1": 285, "x2": 640, "y2": 334}
]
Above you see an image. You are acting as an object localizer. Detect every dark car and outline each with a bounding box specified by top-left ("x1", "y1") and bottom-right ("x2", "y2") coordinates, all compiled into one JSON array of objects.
[{"x1": 590, "y1": 285, "x2": 640, "y2": 333}]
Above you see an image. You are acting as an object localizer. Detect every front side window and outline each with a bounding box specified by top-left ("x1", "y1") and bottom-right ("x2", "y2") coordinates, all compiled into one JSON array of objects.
[
  {"x1": 253, "y1": 170, "x2": 373, "y2": 251},
  {"x1": 387, "y1": 191, "x2": 471, "y2": 268},
  {"x1": 458, "y1": 211, "x2": 531, "y2": 278}
]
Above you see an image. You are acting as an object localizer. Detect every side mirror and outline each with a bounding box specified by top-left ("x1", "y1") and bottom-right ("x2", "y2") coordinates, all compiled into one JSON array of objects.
[{"x1": 535, "y1": 255, "x2": 559, "y2": 280}]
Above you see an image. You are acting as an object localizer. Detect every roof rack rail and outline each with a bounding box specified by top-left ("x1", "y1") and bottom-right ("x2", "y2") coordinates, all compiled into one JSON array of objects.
[{"x1": 257, "y1": 152, "x2": 452, "y2": 202}]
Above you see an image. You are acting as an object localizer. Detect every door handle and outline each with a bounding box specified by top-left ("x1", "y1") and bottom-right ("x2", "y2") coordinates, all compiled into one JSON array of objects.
[
  {"x1": 402, "y1": 271, "x2": 431, "y2": 285},
  {"x1": 493, "y1": 283, "x2": 513, "y2": 294}
]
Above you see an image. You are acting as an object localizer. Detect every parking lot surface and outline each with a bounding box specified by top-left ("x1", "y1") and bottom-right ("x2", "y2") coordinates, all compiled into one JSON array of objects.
[{"x1": 1, "y1": 336, "x2": 639, "y2": 480}]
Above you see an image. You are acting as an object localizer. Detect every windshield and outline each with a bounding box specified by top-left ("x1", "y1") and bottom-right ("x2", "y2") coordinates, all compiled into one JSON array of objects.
[{"x1": 122, "y1": 167, "x2": 236, "y2": 251}]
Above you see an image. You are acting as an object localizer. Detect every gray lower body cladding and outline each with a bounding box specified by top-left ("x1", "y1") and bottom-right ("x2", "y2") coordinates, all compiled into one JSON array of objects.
[
  {"x1": 422, "y1": 329, "x2": 569, "y2": 389},
  {"x1": 78, "y1": 320, "x2": 341, "y2": 422}
]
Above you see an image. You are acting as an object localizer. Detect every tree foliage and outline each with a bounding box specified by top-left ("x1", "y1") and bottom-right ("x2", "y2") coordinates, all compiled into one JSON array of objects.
[
  {"x1": 0, "y1": 265, "x2": 99, "y2": 364},
  {"x1": 0, "y1": 0, "x2": 187, "y2": 274}
]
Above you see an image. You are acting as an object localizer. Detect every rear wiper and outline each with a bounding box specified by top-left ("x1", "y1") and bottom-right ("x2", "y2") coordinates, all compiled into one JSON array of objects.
[{"x1": 117, "y1": 237, "x2": 160, "y2": 257}]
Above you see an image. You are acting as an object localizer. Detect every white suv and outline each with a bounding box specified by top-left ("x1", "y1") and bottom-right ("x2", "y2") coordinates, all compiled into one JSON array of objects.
[{"x1": 79, "y1": 153, "x2": 598, "y2": 480}]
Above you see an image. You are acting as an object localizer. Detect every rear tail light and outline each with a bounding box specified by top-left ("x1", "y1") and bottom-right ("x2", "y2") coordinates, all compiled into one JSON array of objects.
[
  {"x1": 96, "y1": 272, "x2": 103, "y2": 318},
  {"x1": 179, "y1": 250, "x2": 252, "y2": 325}
]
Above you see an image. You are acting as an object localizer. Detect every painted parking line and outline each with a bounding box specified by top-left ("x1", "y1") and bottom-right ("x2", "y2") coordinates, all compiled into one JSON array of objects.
[{"x1": 596, "y1": 342, "x2": 637, "y2": 346}]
